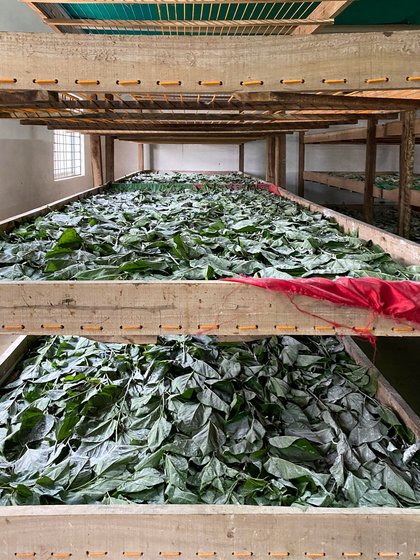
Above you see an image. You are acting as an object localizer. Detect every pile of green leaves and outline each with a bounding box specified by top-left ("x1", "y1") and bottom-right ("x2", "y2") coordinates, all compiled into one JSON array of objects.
[
  {"x1": 0, "y1": 335, "x2": 419, "y2": 507},
  {"x1": 1, "y1": 174, "x2": 419, "y2": 281},
  {"x1": 121, "y1": 172, "x2": 259, "y2": 188},
  {"x1": 331, "y1": 172, "x2": 420, "y2": 191}
]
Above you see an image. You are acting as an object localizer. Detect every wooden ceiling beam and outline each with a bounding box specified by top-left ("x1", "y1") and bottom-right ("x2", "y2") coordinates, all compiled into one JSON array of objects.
[
  {"x1": 292, "y1": 1, "x2": 353, "y2": 36},
  {"x1": 1, "y1": 31, "x2": 419, "y2": 93}
]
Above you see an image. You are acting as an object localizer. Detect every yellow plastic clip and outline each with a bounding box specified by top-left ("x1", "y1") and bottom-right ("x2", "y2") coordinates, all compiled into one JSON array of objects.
[
  {"x1": 160, "y1": 325, "x2": 182, "y2": 330},
  {"x1": 33, "y1": 79, "x2": 58, "y2": 84},
  {"x1": 240, "y1": 81, "x2": 263, "y2": 86},
  {"x1": 159, "y1": 553, "x2": 181, "y2": 557},
  {"x1": 157, "y1": 81, "x2": 181, "y2": 86},
  {"x1": 322, "y1": 79, "x2": 347, "y2": 84},
  {"x1": 75, "y1": 80, "x2": 100, "y2": 85},
  {"x1": 86, "y1": 553, "x2": 107, "y2": 558},
  {"x1": 2, "y1": 324, "x2": 25, "y2": 330},
  {"x1": 41, "y1": 324, "x2": 64, "y2": 330},
  {"x1": 365, "y1": 77, "x2": 389, "y2": 84},
  {"x1": 281, "y1": 79, "x2": 304, "y2": 85},
  {"x1": 80, "y1": 325, "x2": 103, "y2": 331},
  {"x1": 392, "y1": 326, "x2": 414, "y2": 332},
  {"x1": 0, "y1": 78, "x2": 17, "y2": 83},
  {"x1": 117, "y1": 80, "x2": 141, "y2": 86},
  {"x1": 353, "y1": 327, "x2": 374, "y2": 332},
  {"x1": 314, "y1": 326, "x2": 335, "y2": 331},
  {"x1": 406, "y1": 76, "x2": 420, "y2": 82},
  {"x1": 198, "y1": 325, "x2": 219, "y2": 330},
  {"x1": 120, "y1": 325, "x2": 143, "y2": 330},
  {"x1": 199, "y1": 81, "x2": 223, "y2": 86},
  {"x1": 237, "y1": 325, "x2": 258, "y2": 330},
  {"x1": 275, "y1": 325, "x2": 297, "y2": 331}
]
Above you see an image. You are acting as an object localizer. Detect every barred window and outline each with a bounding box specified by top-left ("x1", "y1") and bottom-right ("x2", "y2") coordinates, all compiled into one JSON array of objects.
[{"x1": 53, "y1": 130, "x2": 84, "y2": 180}]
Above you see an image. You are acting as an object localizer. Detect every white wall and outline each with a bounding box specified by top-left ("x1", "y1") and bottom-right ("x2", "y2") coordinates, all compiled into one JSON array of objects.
[
  {"x1": 244, "y1": 140, "x2": 265, "y2": 179},
  {"x1": 0, "y1": 0, "x2": 141, "y2": 220},
  {"x1": 149, "y1": 144, "x2": 239, "y2": 172}
]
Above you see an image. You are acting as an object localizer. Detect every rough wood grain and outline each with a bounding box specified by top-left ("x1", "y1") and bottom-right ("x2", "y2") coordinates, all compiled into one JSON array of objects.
[
  {"x1": 363, "y1": 118, "x2": 377, "y2": 224},
  {"x1": 0, "y1": 280, "x2": 418, "y2": 338},
  {"x1": 298, "y1": 131, "x2": 305, "y2": 197},
  {"x1": 1, "y1": 504, "x2": 419, "y2": 560},
  {"x1": 1, "y1": 31, "x2": 420, "y2": 93},
  {"x1": 398, "y1": 111, "x2": 416, "y2": 238}
]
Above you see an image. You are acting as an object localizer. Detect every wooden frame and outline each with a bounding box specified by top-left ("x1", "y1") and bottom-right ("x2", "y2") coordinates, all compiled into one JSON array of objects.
[
  {"x1": 1, "y1": 173, "x2": 420, "y2": 339},
  {"x1": 0, "y1": 331, "x2": 419, "y2": 555},
  {"x1": 1, "y1": 31, "x2": 420, "y2": 93},
  {"x1": 302, "y1": 171, "x2": 420, "y2": 207}
]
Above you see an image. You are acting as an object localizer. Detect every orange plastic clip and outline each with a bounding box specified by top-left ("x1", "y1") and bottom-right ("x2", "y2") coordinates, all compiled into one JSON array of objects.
[
  {"x1": 199, "y1": 81, "x2": 223, "y2": 86},
  {"x1": 365, "y1": 77, "x2": 389, "y2": 84},
  {"x1": 117, "y1": 80, "x2": 141, "y2": 86},
  {"x1": 75, "y1": 80, "x2": 100, "y2": 85},
  {"x1": 322, "y1": 79, "x2": 347, "y2": 84},
  {"x1": 281, "y1": 79, "x2": 304, "y2": 85},
  {"x1": 41, "y1": 324, "x2": 64, "y2": 330},
  {"x1": 237, "y1": 325, "x2": 258, "y2": 330},
  {"x1": 240, "y1": 81, "x2": 263, "y2": 86},
  {"x1": 33, "y1": 79, "x2": 58, "y2": 84},
  {"x1": 157, "y1": 81, "x2": 181, "y2": 86},
  {"x1": 198, "y1": 325, "x2": 219, "y2": 330},
  {"x1": 120, "y1": 325, "x2": 143, "y2": 330},
  {"x1": 160, "y1": 325, "x2": 182, "y2": 330},
  {"x1": 80, "y1": 325, "x2": 103, "y2": 331},
  {"x1": 2, "y1": 325, "x2": 25, "y2": 330},
  {"x1": 0, "y1": 78, "x2": 17, "y2": 83}
]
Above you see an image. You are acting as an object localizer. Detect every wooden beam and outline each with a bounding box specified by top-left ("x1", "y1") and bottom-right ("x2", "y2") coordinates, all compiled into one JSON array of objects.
[
  {"x1": 398, "y1": 111, "x2": 416, "y2": 238},
  {"x1": 2, "y1": 504, "x2": 420, "y2": 559},
  {"x1": 298, "y1": 131, "x2": 305, "y2": 197},
  {"x1": 90, "y1": 134, "x2": 103, "y2": 187},
  {"x1": 0, "y1": 279, "x2": 419, "y2": 338},
  {"x1": 293, "y1": 1, "x2": 353, "y2": 36},
  {"x1": 44, "y1": 18, "x2": 334, "y2": 31},
  {"x1": 105, "y1": 135, "x2": 115, "y2": 183},
  {"x1": 266, "y1": 137, "x2": 275, "y2": 183},
  {"x1": 239, "y1": 143, "x2": 244, "y2": 173},
  {"x1": 138, "y1": 143, "x2": 144, "y2": 171},
  {"x1": 363, "y1": 118, "x2": 377, "y2": 224},
  {"x1": 274, "y1": 134, "x2": 286, "y2": 188},
  {"x1": 1, "y1": 31, "x2": 420, "y2": 93},
  {"x1": 236, "y1": 93, "x2": 420, "y2": 112},
  {"x1": 0, "y1": 336, "x2": 35, "y2": 386}
]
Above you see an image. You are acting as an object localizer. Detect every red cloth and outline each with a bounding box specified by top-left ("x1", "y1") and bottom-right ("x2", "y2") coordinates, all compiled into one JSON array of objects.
[{"x1": 224, "y1": 277, "x2": 420, "y2": 328}]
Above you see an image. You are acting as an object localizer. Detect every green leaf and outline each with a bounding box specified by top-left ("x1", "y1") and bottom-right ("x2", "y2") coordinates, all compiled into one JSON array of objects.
[
  {"x1": 55, "y1": 228, "x2": 83, "y2": 249},
  {"x1": 148, "y1": 416, "x2": 172, "y2": 451}
]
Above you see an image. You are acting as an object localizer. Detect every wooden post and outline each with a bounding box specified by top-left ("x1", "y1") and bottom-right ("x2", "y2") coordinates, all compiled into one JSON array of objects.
[
  {"x1": 138, "y1": 143, "x2": 144, "y2": 171},
  {"x1": 105, "y1": 136, "x2": 115, "y2": 183},
  {"x1": 398, "y1": 111, "x2": 416, "y2": 239},
  {"x1": 90, "y1": 135, "x2": 103, "y2": 187},
  {"x1": 363, "y1": 118, "x2": 377, "y2": 224},
  {"x1": 274, "y1": 134, "x2": 286, "y2": 188},
  {"x1": 239, "y1": 143, "x2": 244, "y2": 173},
  {"x1": 266, "y1": 136, "x2": 275, "y2": 183},
  {"x1": 298, "y1": 131, "x2": 305, "y2": 197}
]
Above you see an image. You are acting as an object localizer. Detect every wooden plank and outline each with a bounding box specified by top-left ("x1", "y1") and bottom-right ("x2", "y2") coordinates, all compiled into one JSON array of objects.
[
  {"x1": 41, "y1": 123, "x2": 329, "y2": 132},
  {"x1": 1, "y1": 504, "x2": 420, "y2": 558},
  {"x1": 303, "y1": 171, "x2": 420, "y2": 207},
  {"x1": 363, "y1": 118, "x2": 377, "y2": 224},
  {"x1": 138, "y1": 143, "x2": 144, "y2": 171},
  {"x1": 266, "y1": 136, "x2": 275, "y2": 183},
  {"x1": 44, "y1": 18, "x2": 334, "y2": 30},
  {"x1": 298, "y1": 131, "x2": 305, "y2": 197},
  {"x1": 274, "y1": 134, "x2": 286, "y2": 188},
  {"x1": 293, "y1": 0, "x2": 352, "y2": 35},
  {"x1": 0, "y1": 335, "x2": 35, "y2": 386},
  {"x1": 90, "y1": 135, "x2": 103, "y2": 187},
  {"x1": 105, "y1": 135, "x2": 115, "y2": 183},
  {"x1": 1, "y1": 31, "x2": 420, "y2": 93},
  {"x1": 239, "y1": 143, "x2": 244, "y2": 173},
  {"x1": 342, "y1": 337, "x2": 420, "y2": 440},
  {"x1": 0, "y1": 280, "x2": 419, "y2": 338},
  {"x1": 398, "y1": 111, "x2": 416, "y2": 238}
]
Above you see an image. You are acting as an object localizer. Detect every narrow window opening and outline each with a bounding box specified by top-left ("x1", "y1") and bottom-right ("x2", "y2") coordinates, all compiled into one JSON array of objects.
[{"x1": 53, "y1": 130, "x2": 84, "y2": 181}]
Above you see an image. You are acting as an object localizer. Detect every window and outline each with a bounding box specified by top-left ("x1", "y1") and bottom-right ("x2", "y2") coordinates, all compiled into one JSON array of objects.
[{"x1": 53, "y1": 130, "x2": 84, "y2": 180}]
